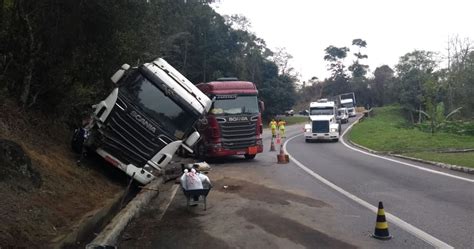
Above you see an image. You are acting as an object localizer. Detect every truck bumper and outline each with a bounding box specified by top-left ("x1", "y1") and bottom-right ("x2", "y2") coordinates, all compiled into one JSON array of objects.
[
  {"x1": 96, "y1": 148, "x2": 156, "y2": 185},
  {"x1": 304, "y1": 132, "x2": 339, "y2": 141},
  {"x1": 205, "y1": 144, "x2": 263, "y2": 158}
]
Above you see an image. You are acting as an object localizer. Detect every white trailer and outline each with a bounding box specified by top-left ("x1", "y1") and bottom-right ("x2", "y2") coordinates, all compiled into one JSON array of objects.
[{"x1": 337, "y1": 92, "x2": 356, "y2": 117}]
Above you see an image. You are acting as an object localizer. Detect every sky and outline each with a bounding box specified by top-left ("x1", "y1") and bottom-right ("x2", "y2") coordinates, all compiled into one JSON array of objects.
[{"x1": 211, "y1": 0, "x2": 474, "y2": 82}]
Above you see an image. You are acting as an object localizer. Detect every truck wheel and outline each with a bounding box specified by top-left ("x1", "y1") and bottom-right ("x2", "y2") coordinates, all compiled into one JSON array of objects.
[
  {"x1": 195, "y1": 143, "x2": 206, "y2": 160},
  {"x1": 71, "y1": 128, "x2": 85, "y2": 154},
  {"x1": 244, "y1": 154, "x2": 256, "y2": 160},
  {"x1": 305, "y1": 139, "x2": 310, "y2": 143}
]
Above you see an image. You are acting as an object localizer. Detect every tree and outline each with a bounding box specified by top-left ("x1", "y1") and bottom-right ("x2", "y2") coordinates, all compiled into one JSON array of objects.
[
  {"x1": 323, "y1": 45, "x2": 350, "y2": 96},
  {"x1": 372, "y1": 65, "x2": 394, "y2": 106},
  {"x1": 445, "y1": 36, "x2": 474, "y2": 118},
  {"x1": 259, "y1": 74, "x2": 296, "y2": 117},
  {"x1": 348, "y1": 38, "x2": 369, "y2": 78},
  {"x1": 395, "y1": 50, "x2": 439, "y2": 123},
  {"x1": 272, "y1": 47, "x2": 294, "y2": 76}
]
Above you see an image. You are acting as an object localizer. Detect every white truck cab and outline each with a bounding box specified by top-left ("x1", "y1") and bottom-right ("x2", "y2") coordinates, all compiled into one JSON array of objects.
[
  {"x1": 337, "y1": 107, "x2": 349, "y2": 124},
  {"x1": 340, "y1": 98, "x2": 356, "y2": 117},
  {"x1": 75, "y1": 58, "x2": 212, "y2": 185},
  {"x1": 304, "y1": 99, "x2": 341, "y2": 142}
]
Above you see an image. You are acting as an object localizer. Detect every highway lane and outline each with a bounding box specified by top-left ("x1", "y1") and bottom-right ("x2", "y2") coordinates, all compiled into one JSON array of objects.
[
  {"x1": 119, "y1": 123, "x2": 434, "y2": 249},
  {"x1": 286, "y1": 118, "x2": 474, "y2": 248}
]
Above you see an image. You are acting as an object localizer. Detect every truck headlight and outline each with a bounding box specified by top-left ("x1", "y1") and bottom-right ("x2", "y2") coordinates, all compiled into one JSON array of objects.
[{"x1": 330, "y1": 128, "x2": 338, "y2": 133}]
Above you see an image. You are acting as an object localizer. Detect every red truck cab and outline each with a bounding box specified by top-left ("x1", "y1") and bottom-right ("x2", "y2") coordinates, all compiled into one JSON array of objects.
[{"x1": 195, "y1": 78, "x2": 264, "y2": 159}]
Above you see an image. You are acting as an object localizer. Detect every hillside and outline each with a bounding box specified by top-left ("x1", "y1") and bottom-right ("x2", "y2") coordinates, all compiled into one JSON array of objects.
[{"x1": 0, "y1": 101, "x2": 125, "y2": 248}]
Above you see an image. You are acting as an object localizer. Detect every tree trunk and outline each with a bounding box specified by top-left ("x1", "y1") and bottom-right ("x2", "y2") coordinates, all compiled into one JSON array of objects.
[
  {"x1": 418, "y1": 104, "x2": 422, "y2": 124},
  {"x1": 18, "y1": 0, "x2": 35, "y2": 107},
  {"x1": 0, "y1": 0, "x2": 4, "y2": 24}
]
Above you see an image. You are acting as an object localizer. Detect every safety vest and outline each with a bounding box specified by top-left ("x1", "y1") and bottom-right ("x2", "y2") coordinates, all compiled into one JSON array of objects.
[
  {"x1": 278, "y1": 121, "x2": 286, "y2": 130},
  {"x1": 269, "y1": 120, "x2": 277, "y2": 129}
]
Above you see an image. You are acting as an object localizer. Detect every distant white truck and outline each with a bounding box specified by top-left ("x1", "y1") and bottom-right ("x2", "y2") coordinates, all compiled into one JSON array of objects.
[
  {"x1": 338, "y1": 93, "x2": 356, "y2": 117},
  {"x1": 336, "y1": 107, "x2": 349, "y2": 124},
  {"x1": 304, "y1": 99, "x2": 341, "y2": 142}
]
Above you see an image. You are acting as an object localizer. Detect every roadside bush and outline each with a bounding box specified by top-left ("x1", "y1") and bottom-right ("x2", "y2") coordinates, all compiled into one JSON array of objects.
[{"x1": 416, "y1": 121, "x2": 474, "y2": 136}]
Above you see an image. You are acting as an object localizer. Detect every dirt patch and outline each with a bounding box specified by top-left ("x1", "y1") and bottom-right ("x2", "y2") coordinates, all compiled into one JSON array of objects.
[
  {"x1": 120, "y1": 207, "x2": 232, "y2": 249},
  {"x1": 0, "y1": 101, "x2": 124, "y2": 248},
  {"x1": 237, "y1": 207, "x2": 357, "y2": 249},
  {"x1": 215, "y1": 177, "x2": 330, "y2": 208}
]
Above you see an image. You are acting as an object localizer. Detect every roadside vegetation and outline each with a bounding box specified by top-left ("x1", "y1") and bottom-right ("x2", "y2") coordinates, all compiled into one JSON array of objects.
[
  {"x1": 279, "y1": 116, "x2": 309, "y2": 126},
  {"x1": 349, "y1": 106, "x2": 474, "y2": 168}
]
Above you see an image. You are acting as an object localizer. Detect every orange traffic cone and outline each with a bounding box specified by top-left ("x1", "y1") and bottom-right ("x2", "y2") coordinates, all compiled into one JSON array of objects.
[
  {"x1": 372, "y1": 201, "x2": 392, "y2": 240},
  {"x1": 277, "y1": 143, "x2": 289, "y2": 164},
  {"x1": 269, "y1": 137, "x2": 276, "y2": 151}
]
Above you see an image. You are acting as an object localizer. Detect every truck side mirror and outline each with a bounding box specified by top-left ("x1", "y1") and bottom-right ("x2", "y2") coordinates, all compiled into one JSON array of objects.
[
  {"x1": 185, "y1": 131, "x2": 200, "y2": 147},
  {"x1": 110, "y1": 64, "x2": 130, "y2": 84},
  {"x1": 258, "y1": 100, "x2": 265, "y2": 112}
]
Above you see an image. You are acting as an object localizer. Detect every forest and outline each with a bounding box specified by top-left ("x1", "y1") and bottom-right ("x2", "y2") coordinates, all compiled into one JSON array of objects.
[
  {"x1": 297, "y1": 36, "x2": 474, "y2": 135},
  {"x1": 1, "y1": 0, "x2": 473, "y2": 132},
  {"x1": 0, "y1": 0, "x2": 296, "y2": 124}
]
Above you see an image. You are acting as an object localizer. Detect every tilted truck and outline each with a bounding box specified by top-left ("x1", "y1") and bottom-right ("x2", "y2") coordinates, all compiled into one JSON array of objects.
[
  {"x1": 337, "y1": 92, "x2": 356, "y2": 117},
  {"x1": 304, "y1": 98, "x2": 341, "y2": 142},
  {"x1": 71, "y1": 58, "x2": 212, "y2": 184},
  {"x1": 194, "y1": 78, "x2": 264, "y2": 160}
]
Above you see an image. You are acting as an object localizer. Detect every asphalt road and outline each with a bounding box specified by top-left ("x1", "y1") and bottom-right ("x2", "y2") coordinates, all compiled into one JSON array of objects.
[
  {"x1": 117, "y1": 117, "x2": 473, "y2": 249},
  {"x1": 286, "y1": 117, "x2": 474, "y2": 248}
]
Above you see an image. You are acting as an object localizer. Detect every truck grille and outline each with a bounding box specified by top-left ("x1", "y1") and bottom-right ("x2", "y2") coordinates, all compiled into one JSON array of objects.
[
  {"x1": 100, "y1": 96, "x2": 172, "y2": 167},
  {"x1": 312, "y1": 121, "x2": 329, "y2": 133},
  {"x1": 219, "y1": 117, "x2": 257, "y2": 150}
]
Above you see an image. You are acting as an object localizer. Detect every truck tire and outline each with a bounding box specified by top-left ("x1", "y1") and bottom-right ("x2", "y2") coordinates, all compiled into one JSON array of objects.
[
  {"x1": 195, "y1": 143, "x2": 207, "y2": 160},
  {"x1": 71, "y1": 128, "x2": 86, "y2": 154},
  {"x1": 305, "y1": 139, "x2": 310, "y2": 143},
  {"x1": 244, "y1": 154, "x2": 256, "y2": 160}
]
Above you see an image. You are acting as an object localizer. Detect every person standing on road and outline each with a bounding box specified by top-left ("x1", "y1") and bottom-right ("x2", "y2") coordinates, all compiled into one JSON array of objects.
[
  {"x1": 269, "y1": 118, "x2": 277, "y2": 137},
  {"x1": 278, "y1": 119, "x2": 286, "y2": 138}
]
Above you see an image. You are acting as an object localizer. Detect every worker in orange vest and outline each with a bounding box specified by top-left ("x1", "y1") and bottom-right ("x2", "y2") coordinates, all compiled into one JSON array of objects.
[
  {"x1": 269, "y1": 118, "x2": 277, "y2": 137},
  {"x1": 278, "y1": 119, "x2": 286, "y2": 138}
]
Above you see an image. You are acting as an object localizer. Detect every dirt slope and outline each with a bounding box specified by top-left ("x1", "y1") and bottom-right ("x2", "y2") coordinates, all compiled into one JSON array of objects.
[{"x1": 0, "y1": 101, "x2": 124, "y2": 248}]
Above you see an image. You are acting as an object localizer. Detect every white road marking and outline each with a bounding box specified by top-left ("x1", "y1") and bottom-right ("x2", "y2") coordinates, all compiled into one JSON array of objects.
[
  {"x1": 284, "y1": 135, "x2": 454, "y2": 249},
  {"x1": 340, "y1": 120, "x2": 474, "y2": 183}
]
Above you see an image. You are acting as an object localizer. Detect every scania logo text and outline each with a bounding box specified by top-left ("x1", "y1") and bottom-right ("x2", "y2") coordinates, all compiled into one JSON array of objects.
[
  {"x1": 228, "y1": 116, "x2": 249, "y2": 122},
  {"x1": 130, "y1": 111, "x2": 156, "y2": 133}
]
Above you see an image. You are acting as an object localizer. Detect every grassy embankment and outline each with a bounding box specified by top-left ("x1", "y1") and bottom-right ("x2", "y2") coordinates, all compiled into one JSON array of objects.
[
  {"x1": 349, "y1": 105, "x2": 474, "y2": 168},
  {"x1": 263, "y1": 115, "x2": 309, "y2": 128},
  {"x1": 280, "y1": 116, "x2": 309, "y2": 126}
]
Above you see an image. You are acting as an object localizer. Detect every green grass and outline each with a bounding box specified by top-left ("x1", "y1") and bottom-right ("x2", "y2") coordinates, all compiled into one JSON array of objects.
[
  {"x1": 279, "y1": 116, "x2": 309, "y2": 126},
  {"x1": 349, "y1": 105, "x2": 474, "y2": 168},
  {"x1": 403, "y1": 152, "x2": 474, "y2": 168}
]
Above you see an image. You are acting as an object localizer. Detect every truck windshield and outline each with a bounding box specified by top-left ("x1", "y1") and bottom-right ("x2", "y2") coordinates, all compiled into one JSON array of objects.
[
  {"x1": 210, "y1": 95, "x2": 259, "y2": 115},
  {"x1": 310, "y1": 107, "x2": 334, "y2": 115},
  {"x1": 341, "y1": 102, "x2": 354, "y2": 108},
  {"x1": 120, "y1": 72, "x2": 197, "y2": 139}
]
